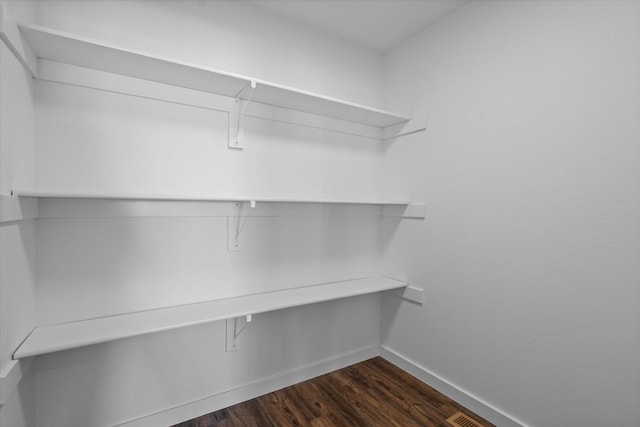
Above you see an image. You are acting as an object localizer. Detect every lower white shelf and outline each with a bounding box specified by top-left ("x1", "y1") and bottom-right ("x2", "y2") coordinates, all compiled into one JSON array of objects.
[{"x1": 13, "y1": 276, "x2": 407, "y2": 359}]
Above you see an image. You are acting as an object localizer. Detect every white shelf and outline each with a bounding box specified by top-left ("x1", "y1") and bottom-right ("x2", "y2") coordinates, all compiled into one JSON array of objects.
[
  {"x1": 12, "y1": 190, "x2": 411, "y2": 206},
  {"x1": 18, "y1": 23, "x2": 410, "y2": 128},
  {"x1": 13, "y1": 277, "x2": 407, "y2": 359}
]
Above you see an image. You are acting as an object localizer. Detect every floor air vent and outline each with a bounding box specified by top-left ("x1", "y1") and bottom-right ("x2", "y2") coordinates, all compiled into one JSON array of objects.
[{"x1": 446, "y1": 411, "x2": 484, "y2": 427}]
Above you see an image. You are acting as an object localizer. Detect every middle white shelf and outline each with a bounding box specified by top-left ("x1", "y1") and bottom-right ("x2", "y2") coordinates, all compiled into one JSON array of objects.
[
  {"x1": 4, "y1": 191, "x2": 425, "y2": 223},
  {"x1": 9, "y1": 191, "x2": 426, "y2": 221},
  {"x1": 13, "y1": 276, "x2": 408, "y2": 359}
]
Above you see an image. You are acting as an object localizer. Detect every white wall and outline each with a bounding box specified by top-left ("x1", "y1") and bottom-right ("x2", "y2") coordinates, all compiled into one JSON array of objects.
[
  {"x1": 16, "y1": 1, "x2": 390, "y2": 426},
  {"x1": 381, "y1": 1, "x2": 640, "y2": 426},
  {"x1": 1, "y1": 2, "x2": 37, "y2": 426},
  {"x1": 0, "y1": 0, "x2": 34, "y2": 23},
  {"x1": 33, "y1": 64, "x2": 385, "y2": 201},
  {"x1": 1, "y1": 9, "x2": 36, "y2": 410}
]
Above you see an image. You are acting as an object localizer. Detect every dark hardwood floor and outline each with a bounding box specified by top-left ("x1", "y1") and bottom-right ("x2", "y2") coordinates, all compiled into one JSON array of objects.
[{"x1": 172, "y1": 357, "x2": 494, "y2": 427}]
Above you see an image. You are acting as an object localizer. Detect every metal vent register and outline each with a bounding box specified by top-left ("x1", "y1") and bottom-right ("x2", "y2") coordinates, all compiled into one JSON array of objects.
[{"x1": 446, "y1": 411, "x2": 485, "y2": 427}]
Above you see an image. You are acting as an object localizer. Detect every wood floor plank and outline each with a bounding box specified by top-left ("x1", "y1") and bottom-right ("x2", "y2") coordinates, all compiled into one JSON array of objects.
[
  {"x1": 228, "y1": 399, "x2": 275, "y2": 427},
  {"x1": 367, "y1": 357, "x2": 449, "y2": 407},
  {"x1": 367, "y1": 357, "x2": 495, "y2": 426},
  {"x1": 293, "y1": 380, "x2": 334, "y2": 419},
  {"x1": 352, "y1": 363, "x2": 446, "y2": 426},
  {"x1": 348, "y1": 361, "x2": 449, "y2": 426},
  {"x1": 281, "y1": 383, "x2": 322, "y2": 421},
  {"x1": 315, "y1": 371, "x2": 401, "y2": 426},
  {"x1": 310, "y1": 375, "x2": 370, "y2": 426},
  {"x1": 329, "y1": 370, "x2": 423, "y2": 427},
  {"x1": 295, "y1": 380, "x2": 368, "y2": 427},
  {"x1": 309, "y1": 417, "x2": 335, "y2": 427},
  {"x1": 171, "y1": 357, "x2": 496, "y2": 427},
  {"x1": 173, "y1": 409, "x2": 234, "y2": 427},
  {"x1": 256, "y1": 387, "x2": 311, "y2": 426}
]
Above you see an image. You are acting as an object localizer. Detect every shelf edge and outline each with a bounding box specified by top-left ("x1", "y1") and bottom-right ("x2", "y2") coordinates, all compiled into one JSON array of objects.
[
  {"x1": 11, "y1": 190, "x2": 411, "y2": 206},
  {"x1": 18, "y1": 22, "x2": 410, "y2": 128},
  {"x1": 13, "y1": 277, "x2": 407, "y2": 359}
]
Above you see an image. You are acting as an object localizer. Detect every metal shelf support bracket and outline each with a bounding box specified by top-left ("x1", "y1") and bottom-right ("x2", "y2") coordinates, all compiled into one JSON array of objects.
[
  {"x1": 226, "y1": 314, "x2": 253, "y2": 352},
  {"x1": 228, "y1": 80, "x2": 257, "y2": 149},
  {"x1": 228, "y1": 200, "x2": 256, "y2": 251}
]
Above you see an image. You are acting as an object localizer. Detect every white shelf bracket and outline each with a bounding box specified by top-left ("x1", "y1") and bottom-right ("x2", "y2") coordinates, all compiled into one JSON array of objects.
[
  {"x1": 228, "y1": 200, "x2": 256, "y2": 251},
  {"x1": 228, "y1": 80, "x2": 257, "y2": 149},
  {"x1": 226, "y1": 314, "x2": 253, "y2": 352}
]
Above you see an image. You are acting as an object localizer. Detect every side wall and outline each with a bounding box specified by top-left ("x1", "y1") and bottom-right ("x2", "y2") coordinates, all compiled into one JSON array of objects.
[
  {"x1": 0, "y1": 1, "x2": 37, "y2": 427},
  {"x1": 381, "y1": 1, "x2": 640, "y2": 426},
  {"x1": 21, "y1": 1, "x2": 389, "y2": 426}
]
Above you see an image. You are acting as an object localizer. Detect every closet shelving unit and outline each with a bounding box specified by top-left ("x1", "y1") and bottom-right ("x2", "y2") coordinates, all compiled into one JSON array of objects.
[
  {"x1": 13, "y1": 277, "x2": 408, "y2": 359},
  {"x1": 18, "y1": 23, "x2": 411, "y2": 129},
  {"x1": 11, "y1": 190, "x2": 413, "y2": 206},
  {"x1": 6, "y1": 20, "x2": 423, "y2": 360}
]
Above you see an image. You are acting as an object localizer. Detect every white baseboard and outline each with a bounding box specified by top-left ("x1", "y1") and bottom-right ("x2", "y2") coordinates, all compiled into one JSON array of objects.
[
  {"x1": 116, "y1": 345, "x2": 379, "y2": 427},
  {"x1": 1, "y1": 344, "x2": 527, "y2": 427},
  {"x1": 380, "y1": 346, "x2": 528, "y2": 427}
]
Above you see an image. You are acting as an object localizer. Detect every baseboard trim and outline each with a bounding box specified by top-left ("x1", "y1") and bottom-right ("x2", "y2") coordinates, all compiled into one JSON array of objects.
[
  {"x1": 98, "y1": 344, "x2": 529, "y2": 427},
  {"x1": 116, "y1": 345, "x2": 379, "y2": 427},
  {"x1": 380, "y1": 346, "x2": 528, "y2": 427}
]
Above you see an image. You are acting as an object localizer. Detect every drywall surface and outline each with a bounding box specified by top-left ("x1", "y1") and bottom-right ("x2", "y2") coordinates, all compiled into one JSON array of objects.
[
  {"x1": 381, "y1": 1, "x2": 640, "y2": 426},
  {"x1": 35, "y1": 209, "x2": 382, "y2": 326},
  {"x1": 33, "y1": 69, "x2": 386, "y2": 201},
  {"x1": 0, "y1": 33, "x2": 34, "y2": 194},
  {"x1": 0, "y1": 368, "x2": 35, "y2": 427},
  {"x1": 31, "y1": 0, "x2": 383, "y2": 109},
  {"x1": 0, "y1": 16, "x2": 37, "y2": 427},
  {"x1": 0, "y1": 0, "x2": 35, "y2": 23}
]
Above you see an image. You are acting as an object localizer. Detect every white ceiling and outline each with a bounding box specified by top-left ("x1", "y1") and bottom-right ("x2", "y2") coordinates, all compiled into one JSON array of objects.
[{"x1": 247, "y1": 0, "x2": 469, "y2": 51}]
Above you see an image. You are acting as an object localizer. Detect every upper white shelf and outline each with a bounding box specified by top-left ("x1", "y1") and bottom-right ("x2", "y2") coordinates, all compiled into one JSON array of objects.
[
  {"x1": 13, "y1": 276, "x2": 407, "y2": 359},
  {"x1": 12, "y1": 190, "x2": 411, "y2": 206},
  {"x1": 18, "y1": 23, "x2": 410, "y2": 128}
]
